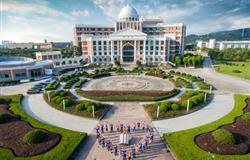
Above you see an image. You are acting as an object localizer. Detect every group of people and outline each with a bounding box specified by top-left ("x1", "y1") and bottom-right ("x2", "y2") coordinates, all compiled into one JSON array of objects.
[
  {"x1": 95, "y1": 121, "x2": 155, "y2": 159},
  {"x1": 95, "y1": 121, "x2": 151, "y2": 134}
]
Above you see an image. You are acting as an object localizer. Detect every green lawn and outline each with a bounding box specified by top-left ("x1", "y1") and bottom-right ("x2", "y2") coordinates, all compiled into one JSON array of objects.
[
  {"x1": 0, "y1": 95, "x2": 86, "y2": 160},
  {"x1": 214, "y1": 61, "x2": 250, "y2": 80},
  {"x1": 163, "y1": 94, "x2": 250, "y2": 160}
]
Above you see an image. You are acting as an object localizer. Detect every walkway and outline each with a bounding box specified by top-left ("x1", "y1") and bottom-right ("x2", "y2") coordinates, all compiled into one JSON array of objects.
[
  {"x1": 22, "y1": 94, "x2": 98, "y2": 134},
  {"x1": 72, "y1": 102, "x2": 174, "y2": 160},
  {"x1": 153, "y1": 92, "x2": 234, "y2": 136}
]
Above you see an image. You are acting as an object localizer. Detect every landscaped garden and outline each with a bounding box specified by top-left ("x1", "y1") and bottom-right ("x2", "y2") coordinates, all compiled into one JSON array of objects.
[
  {"x1": 44, "y1": 90, "x2": 110, "y2": 119},
  {"x1": 163, "y1": 94, "x2": 250, "y2": 160},
  {"x1": 0, "y1": 95, "x2": 86, "y2": 160},
  {"x1": 144, "y1": 90, "x2": 212, "y2": 119},
  {"x1": 76, "y1": 89, "x2": 180, "y2": 102}
]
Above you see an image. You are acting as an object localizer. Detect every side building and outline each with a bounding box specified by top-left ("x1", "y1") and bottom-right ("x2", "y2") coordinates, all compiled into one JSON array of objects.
[
  {"x1": 72, "y1": 4, "x2": 186, "y2": 64},
  {"x1": 197, "y1": 39, "x2": 250, "y2": 50}
]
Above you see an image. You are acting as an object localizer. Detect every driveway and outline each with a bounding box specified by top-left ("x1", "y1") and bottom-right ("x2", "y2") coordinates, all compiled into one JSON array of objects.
[{"x1": 22, "y1": 94, "x2": 98, "y2": 134}]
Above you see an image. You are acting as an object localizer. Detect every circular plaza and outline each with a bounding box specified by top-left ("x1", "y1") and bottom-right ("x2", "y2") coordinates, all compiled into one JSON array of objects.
[{"x1": 84, "y1": 75, "x2": 175, "y2": 91}]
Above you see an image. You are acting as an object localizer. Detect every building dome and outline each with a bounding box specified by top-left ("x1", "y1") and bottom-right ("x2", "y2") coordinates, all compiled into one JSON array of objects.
[{"x1": 118, "y1": 4, "x2": 139, "y2": 21}]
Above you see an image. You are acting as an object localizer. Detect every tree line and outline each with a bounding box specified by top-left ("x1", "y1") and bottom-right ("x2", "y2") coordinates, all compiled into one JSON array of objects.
[
  {"x1": 170, "y1": 53, "x2": 205, "y2": 67},
  {"x1": 208, "y1": 48, "x2": 250, "y2": 61}
]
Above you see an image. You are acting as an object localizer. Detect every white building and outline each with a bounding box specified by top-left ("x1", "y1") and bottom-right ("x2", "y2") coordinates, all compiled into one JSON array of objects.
[
  {"x1": 73, "y1": 4, "x2": 186, "y2": 64},
  {"x1": 197, "y1": 39, "x2": 250, "y2": 50}
]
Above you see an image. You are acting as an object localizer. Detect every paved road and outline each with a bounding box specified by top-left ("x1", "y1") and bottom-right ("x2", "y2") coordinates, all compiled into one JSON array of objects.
[{"x1": 22, "y1": 94, "x2": 98, "y2": 134}]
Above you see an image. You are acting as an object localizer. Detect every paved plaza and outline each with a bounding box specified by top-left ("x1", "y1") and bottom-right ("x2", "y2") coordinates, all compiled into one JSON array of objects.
[{"x1": 83, "y1": 75, "x2": 174, "y2": 91}]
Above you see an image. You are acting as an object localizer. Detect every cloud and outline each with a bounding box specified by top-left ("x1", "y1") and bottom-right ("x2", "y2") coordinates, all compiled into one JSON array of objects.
[
  {"x1": 71, "y1": 10, "x2": 90, "y2": 17},
  {"x1": 1, "y1": 0, "x2": 71, "y2": 19}
]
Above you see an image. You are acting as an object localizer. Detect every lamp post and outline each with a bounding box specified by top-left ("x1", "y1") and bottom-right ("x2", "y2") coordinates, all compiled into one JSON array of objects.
[
  {"x1": 204, "y1": 92, "x2": 207, "y2": 103},
  {"x1": 209, "y1": 86, "x2": 212, "y2": 94},
  {"x1": 92, "y1": 105, "x2": 95, "y2": 118},
  {"x1": 157, "y1": 105, "x2": 160, "y2": 119},
  {"x1": 187, "y1": 99, "x2": 190, "y2": 112},
  {"x1": 63, "y1": 99, "x2": 65, "y2": 111},
  {"x1": 47, "y1": 91, "x2": 50, "y2": 102}
]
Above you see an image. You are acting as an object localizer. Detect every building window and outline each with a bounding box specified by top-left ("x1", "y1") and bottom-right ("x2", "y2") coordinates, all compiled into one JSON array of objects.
[
  {"x1": 156, "y1": 41, "x2": 159, "y2": 45},
  {"x1": 93, "y1": 41, "x2": 96, "y2": 45},
  {"x1": 161, "y1": 41, "x2": 164, "y2": 45}
]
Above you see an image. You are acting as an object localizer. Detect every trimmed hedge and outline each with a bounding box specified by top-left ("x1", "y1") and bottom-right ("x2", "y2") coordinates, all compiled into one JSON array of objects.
[
  {"x1": 241, "y1": 112, "x2": 250, "y2": 123},
  {"x1": 23, "y1": 129, "x2": 47, "y2": 144},
  {"x1": 163, "y1": 95, "x2": 250, "y2": 160},
  {"x1": 195, "y1": 81, "x2": 211, "y2": 90},
  {"x1": 0, "y1": 112, "x2": 11, "y2": 123},
  {"x1": 177, "y1": 77, "x2": 192, "y2": 88},
  {"x1": 45, "y1": 81, "x2": 60, "y2": 91},
  {"x1": 212, "y1": 129, "x2": 235, "y2": 145},
  {"x1": 64, "y1": 78, "x2": 79, "y2": 89},
  {"x1": 144, "y1": 90, "x2": 209, "y2": 119},
  {"x1": 0, "y1": 95, "x2": 86, "y2": 160},
  {"x1": 75, "y1": 79, "x2": 87, "y2": 88}
]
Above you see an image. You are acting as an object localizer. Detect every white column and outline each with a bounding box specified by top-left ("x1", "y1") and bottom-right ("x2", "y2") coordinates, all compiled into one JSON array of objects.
[
  {"x1": 10, "y1": 69, "x2": 14, "y2": 80},
  {"x1": 167, "y1": 40, "x2": 170, "y2": 62},
  {"x1": 143, "y1": 40, "x2": 146, "y2": 63},
  {"x1": 111, "y1": 40, "x2": 114, "y2": 63},
  {"x1": 163, "y1": 39, "x2": 166, "y2": 63},
  {"x1": 120, "y1": 40, "x2": 123, "y2": 63},
  {"x1": 134, "y1": 40, "x2": 136, "y2": 63},
  {"x1": 153, "y1": 40, "x2": 156, "y2": 62}
]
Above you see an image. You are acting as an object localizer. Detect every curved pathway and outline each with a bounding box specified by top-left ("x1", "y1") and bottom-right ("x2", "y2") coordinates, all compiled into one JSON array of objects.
[
  {"x1": 153, "y1": 92, "x2": 234, "y2": 136},
  {"x1": 22, "y1": 94, "x2": 98, "y2": 134}
]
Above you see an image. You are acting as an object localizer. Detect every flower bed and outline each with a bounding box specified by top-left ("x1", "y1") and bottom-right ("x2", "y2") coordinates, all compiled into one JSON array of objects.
[
  {"x1": 144, "y1": 90, "x2": 212, "y2": 120},
  {"x1": 45, "y1": 81, "x2": 60, "y2": 91},
  {"x1": 145, "y1": 72, "x2": 166, "y2": 79},
  {"x1": 64, "y1": 77, "x2": 79, "y2": 89},
  {"x1": 90, "y1": 73, "x2": 111, "y2": 79},
  {"x1": 44, "y1": 90, "x2": 110, "y2": 119},
  {"x1": 176, "y1": 77, "x2": 193, "y2": 88},
  {"x1": 76, "y1": 89, "x2": 180, "y2": 101},
  {"x1": 75, "y1": 79, "x2": 87, "y2": 88},
  {"x1": 0, "y1": 95, "x2": 86, "y2": 160}
]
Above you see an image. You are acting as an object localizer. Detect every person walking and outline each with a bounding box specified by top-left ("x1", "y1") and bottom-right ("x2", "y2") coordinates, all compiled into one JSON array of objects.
[
  {"x1": 110, "y1": 123, "x2": 113, "y2": 132},
  {"x1": 142, "y1": 121, "x2": 145, "y2": 130},
  {"x1": 137, "y1": 121, "x2": 140, "y2": 130},
  {"x1": 100, "y1": 124, "x2": 104, "y2": 133},
  {"x1": 127, "y1": 150, "x2": 132, "y2": 160},
  {"x1": 132, "y1": 147, "x2": 136, "y2": 158},
  {"x1": 105, "y1": 123, "x2": 108, "y2": 132},
  {"x1": 114, "y1": 145, "x2": 118, "y2": 156}
]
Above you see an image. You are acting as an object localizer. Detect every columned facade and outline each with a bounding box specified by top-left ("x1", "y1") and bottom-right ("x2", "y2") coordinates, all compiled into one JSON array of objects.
[{"x1": 77, "y1": 4, "x2": 186, "y2": 64}]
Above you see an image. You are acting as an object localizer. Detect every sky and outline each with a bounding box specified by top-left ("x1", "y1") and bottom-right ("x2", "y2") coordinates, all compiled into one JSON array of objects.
[{"x1": 1, "y1": 0, "x2": 250, "y2": 43}]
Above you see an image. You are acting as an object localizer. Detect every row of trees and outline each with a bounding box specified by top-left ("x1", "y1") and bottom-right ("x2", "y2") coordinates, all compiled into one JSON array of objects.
[
  {"x1": 170, "y1": 54, "x2": 205, "y2": 67},
  {"x1": 208, "y1": 48, "x2": 250, "y2": 61}
]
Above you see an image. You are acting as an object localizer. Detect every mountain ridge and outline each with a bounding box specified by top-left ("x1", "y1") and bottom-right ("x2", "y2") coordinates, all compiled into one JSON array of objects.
[{"x1": 185, "y1": 28, "x2": 250, "y2": 44}]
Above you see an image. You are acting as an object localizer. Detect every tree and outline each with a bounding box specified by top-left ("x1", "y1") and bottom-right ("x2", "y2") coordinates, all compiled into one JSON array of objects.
[
  {"x1": 183, "y1": 57, "x2": 189, "y2": 67},
  {"x1": 114, "y1": 60, "x2": 121, "y2": 67},
  {"x1": 175, "y1": 56, "x2": 182, "y2": 66},
  {"x1": 136, "y1": 60, "x2": 142, "y2": 67}
]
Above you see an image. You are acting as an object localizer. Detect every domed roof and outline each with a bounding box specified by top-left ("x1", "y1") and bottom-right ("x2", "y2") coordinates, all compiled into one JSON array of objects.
[{"x1": 118, "y1": 4, "x2": 139, "y2": 21}]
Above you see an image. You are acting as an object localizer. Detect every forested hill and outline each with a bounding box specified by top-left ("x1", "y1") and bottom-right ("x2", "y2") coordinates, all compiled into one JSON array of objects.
[{"x1": 186, "y1": 28, "x2": 250, "y2": 44}]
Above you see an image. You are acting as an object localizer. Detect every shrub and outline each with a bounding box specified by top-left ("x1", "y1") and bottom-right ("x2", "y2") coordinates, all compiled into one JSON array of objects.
[
  {"x1": 76, "y1": 103, "x2": 86, "y2": 111},
  {"x1": 0, "y1": 113, "x2": 11, "y2": 123},
  {"x1": 241, "y1": 112, "x2": 250, "y2": 123},
  {"x1": 55, "y1": 97, "x2": 63, "y2": 104},
  {"x1": 160, "y1": 101, "x2": 172, "y2": 112},
  {"x1": 171, "y1": 103, "x2": 179, "y2": 111},
  {"x1": 87, "y1": 105, "x2": 93, "y2": 113},
  {"x1": 23, "y1": 129, "x2": 47, "y2": 144},
  {"x1": 233, "y1": 70, "x2": 242, "y2": 73},
  {"x1": 181, "y1": 101, "x2": 187, "y2": 108},
  {"x1": 59, "y1": 90, "x2": 67, "y2": 96},
  {"x1": 60, "y1": 99, "x2": 72, "y2": 108},
  {"x1": 212, "y1": 129, "x2": 235, "y2": 145}
]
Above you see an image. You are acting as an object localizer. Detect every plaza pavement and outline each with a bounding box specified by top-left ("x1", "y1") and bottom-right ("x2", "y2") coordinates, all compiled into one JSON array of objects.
[{"x1": 22, "y1": 94, "x2": 98, "y2": 134}]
